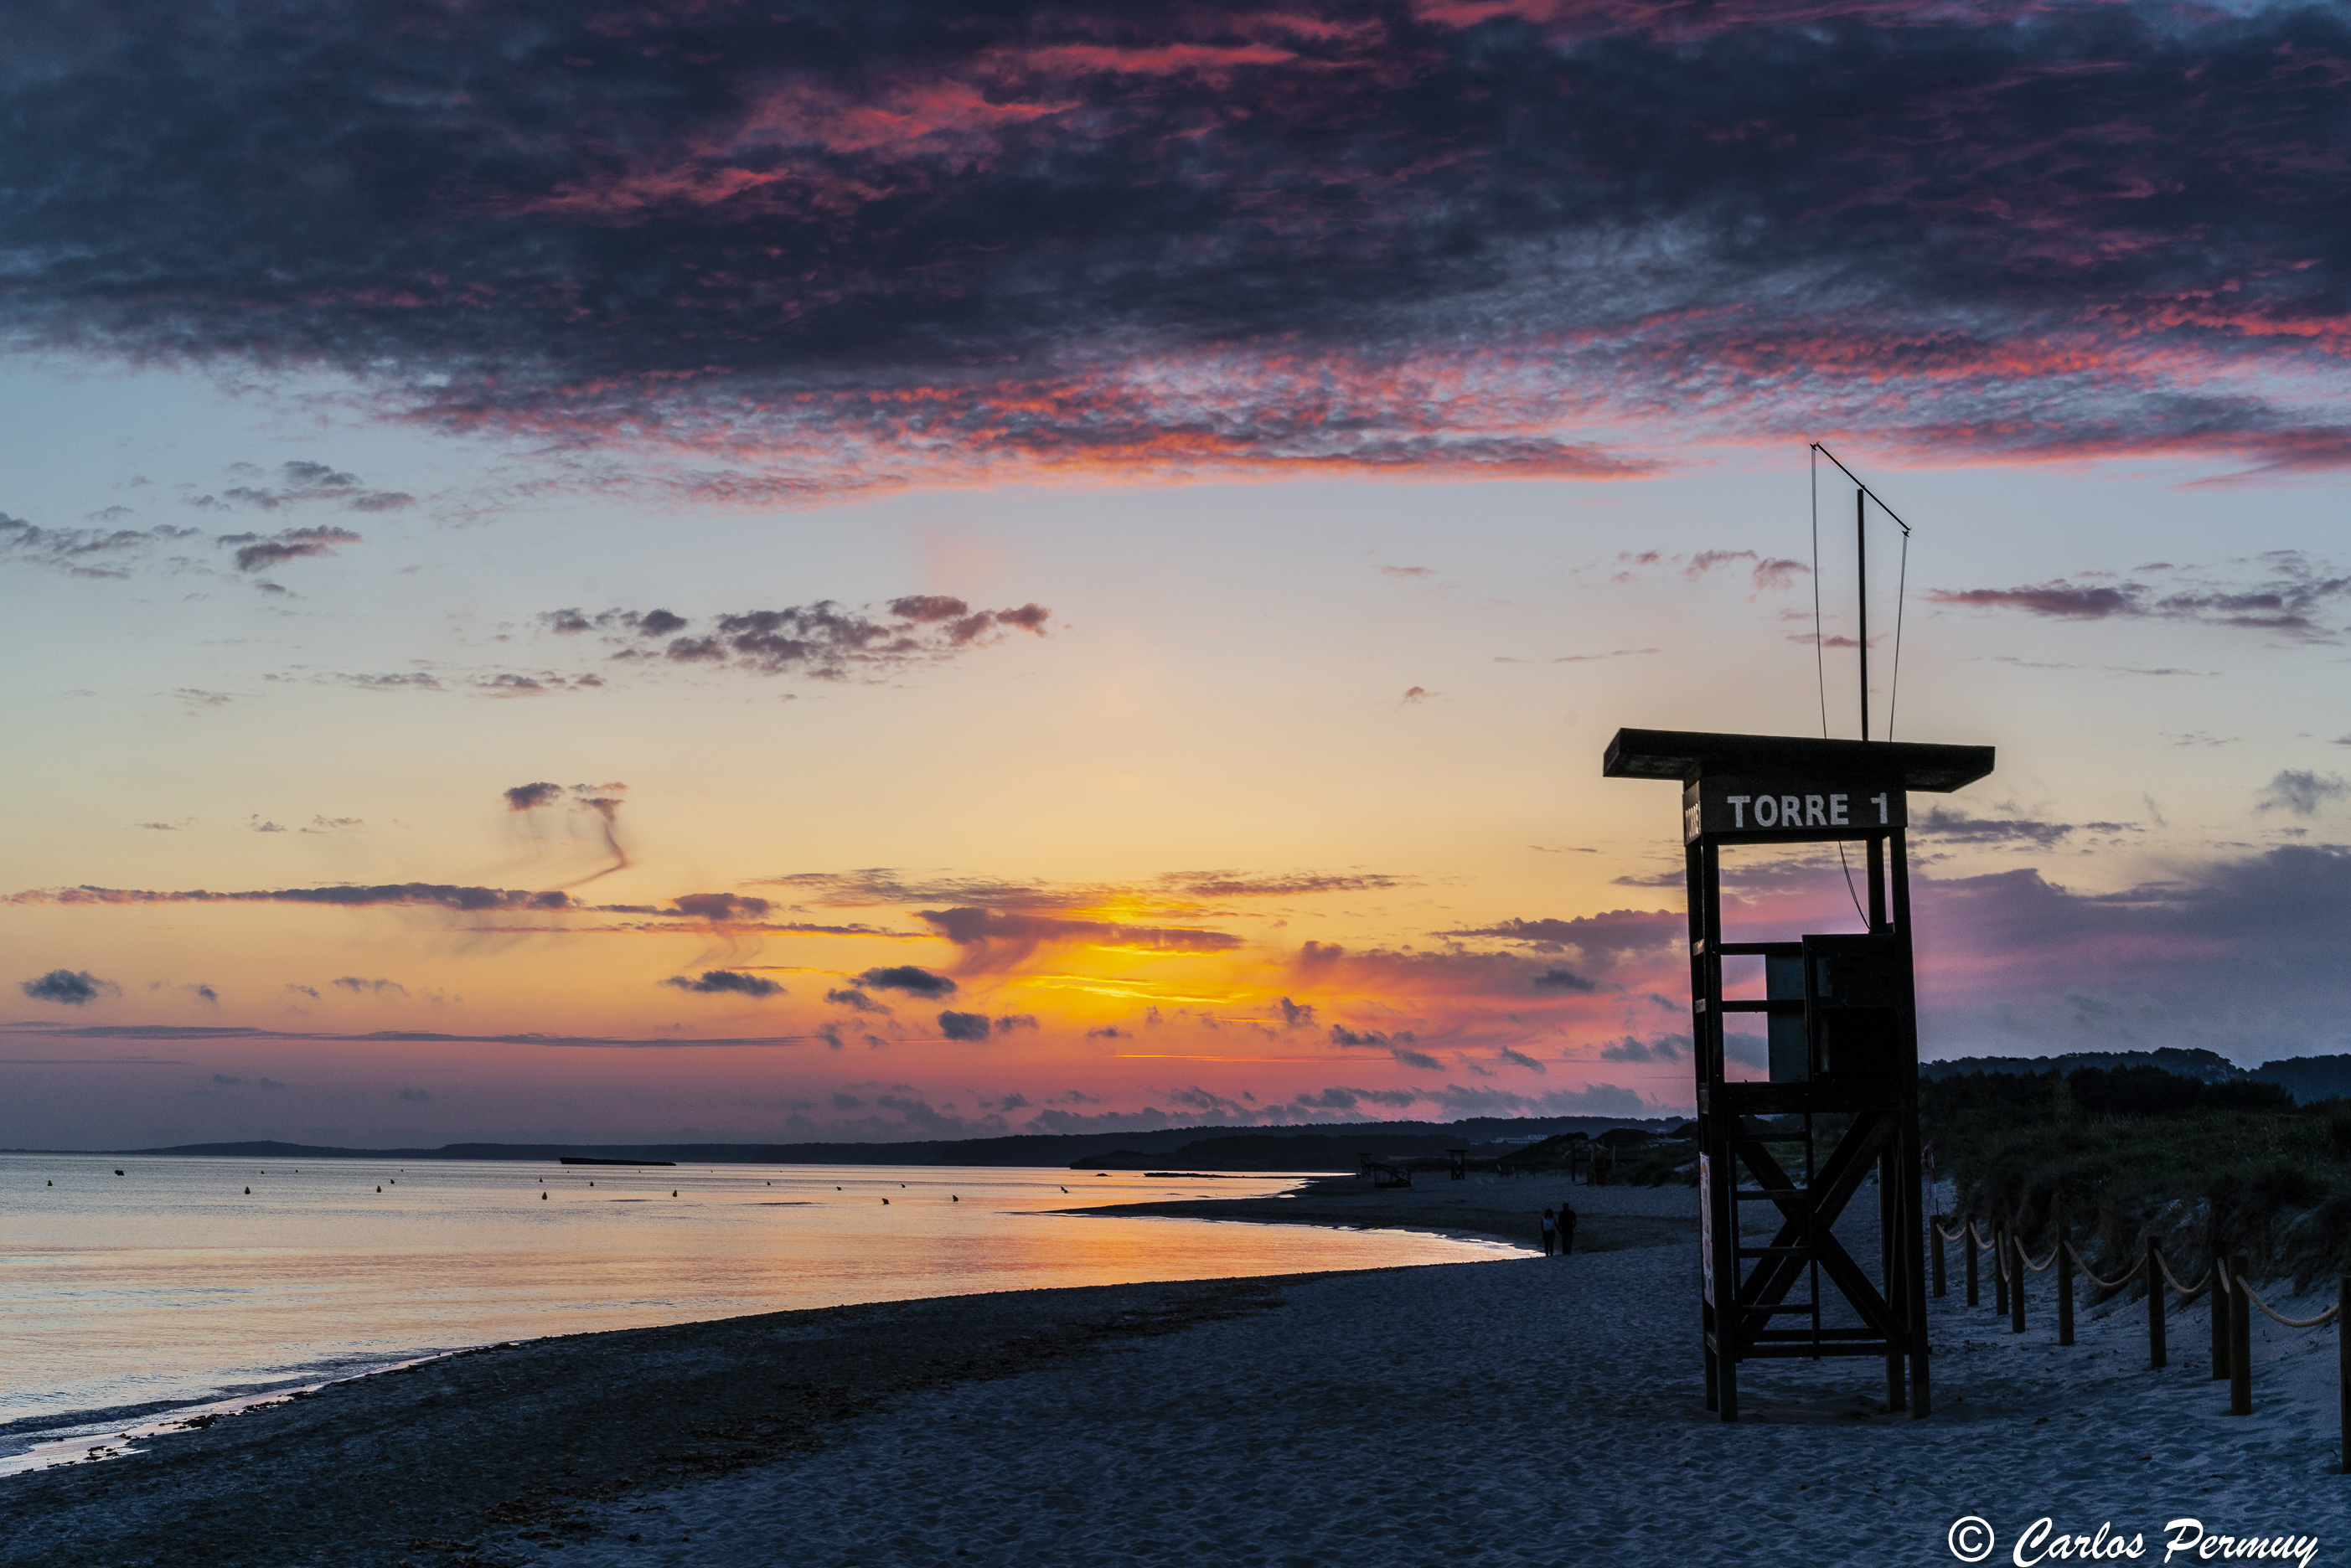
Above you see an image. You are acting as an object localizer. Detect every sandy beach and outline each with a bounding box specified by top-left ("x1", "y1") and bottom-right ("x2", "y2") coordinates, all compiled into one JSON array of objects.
[{"x1": 7, "y1": 1179, "x2": 2342, "y2": 1568}]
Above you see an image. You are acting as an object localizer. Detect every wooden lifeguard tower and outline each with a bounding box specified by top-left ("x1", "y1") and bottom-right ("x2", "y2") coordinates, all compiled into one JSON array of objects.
[{"x1": 1604, "y1": 727, "x2": 1992, "y2": 1421}]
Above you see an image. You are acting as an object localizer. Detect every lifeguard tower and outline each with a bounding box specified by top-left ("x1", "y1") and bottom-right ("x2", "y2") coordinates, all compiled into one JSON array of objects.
[{"x1": 1604, "y1": 727, "x2": 1992, "y2": 1421}]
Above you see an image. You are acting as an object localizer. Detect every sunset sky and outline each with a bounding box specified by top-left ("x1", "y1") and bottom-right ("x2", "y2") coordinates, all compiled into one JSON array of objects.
[{"x1": 4, "y1": 0, "x2": 2348, "y2": 1149}]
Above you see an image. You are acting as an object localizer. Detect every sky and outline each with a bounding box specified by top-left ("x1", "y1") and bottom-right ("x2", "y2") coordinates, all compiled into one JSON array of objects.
[{"x1": 3, "y1": 0, "x2": 2348, "y2": 1149}]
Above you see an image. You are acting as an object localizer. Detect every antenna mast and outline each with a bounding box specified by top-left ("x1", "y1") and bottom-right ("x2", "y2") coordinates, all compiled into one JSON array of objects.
[
  {"x1": 1810, "y1": 443, "x2": 1909, "y2": 744},
  {"x1": 1856, "y1": 486, "x2": 1868, "y2": 742}
]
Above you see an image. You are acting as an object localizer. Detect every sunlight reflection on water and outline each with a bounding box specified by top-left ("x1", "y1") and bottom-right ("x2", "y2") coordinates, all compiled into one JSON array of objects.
[{"x1": 0, "y1": 1153, "x2": 1515, "y2": 1447}]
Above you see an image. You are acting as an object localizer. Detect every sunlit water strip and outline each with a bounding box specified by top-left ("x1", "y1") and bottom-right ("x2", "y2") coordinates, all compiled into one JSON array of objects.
[{"x1": 1, "y1": 1153, "x2": 1520, "y2": 1465}]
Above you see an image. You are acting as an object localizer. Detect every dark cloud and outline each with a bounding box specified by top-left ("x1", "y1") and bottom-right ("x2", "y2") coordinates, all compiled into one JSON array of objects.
[
  {"x1": 0, "y1": 513, "x2": 205, "y2": 578},
  {"x1": 824, "y1": 988, "x2": 890, "y2": 1014},
  {"x1": 1436, "y1": 910, "x2": 1682, "y2": 960},
  {"x1": 21, "y1": 968, "x2": 116, "y2": 1006},
  {"x1": 1277, "y1": 997, "x2": 1316, "y2": 1029},
  {"x1": 855, "y1": 965, "x2": 958, "y2": 998},
  {"x1": 1927, "y1": 554, "x2": 2351, "y2": 637},
  {"x1": 1531, "y1": 967, "x2": 1597, "y2": 992},
  {"x1": 2254, "y1": 771, "x2": 2348, "y2": 817},
  {"x1": 194, "y1": 462, "x2": 412, "y2": 518},
  {"x1": 567, "y1": 598, "x2": 1051, "y2": 681},
  {"x1": 995, "y1": 1014, "x2": 1039, "y2": 1033},
  {"x1": 1599, "y1": 1034, "x2": 1687, "y2": 1063},
  {"x1": 1400, "y1": 685, "x2": 1436, "y2": 704},
  {"x1": 661, "y1": 969, "x2": 785, "y2": 997},
  {"x1": 1913, "y1": 808, "x2": 2075, "y2": 848},
  {"x1": 938, "y1": 1009, "x2": 992, "y2": 1042},
  {"x1": 916, "y1": 906, "x2": 1243, "y2": 965},
  {"x1": 668, "y1": 892, "x2": 772, "y2": 921},
  {"x1": 504, "y1": 781, "x2": 564, "y2": 812},
  {"x1": 765, "y1": 866, "x2": 1405, "y2": 912},
  {"x1": 8, "y1": 1021, "x2": 808, "y2": 1047},
  {"x1": 217, "y1": 524, "x2": 364, "y2": 573},
  {"x1": 8, "y1": 2, "x2": 2344, "y2": 487},
  {"x1": 1330, "y1": 1025, "x2": 1417, "y2": 1049},
  {"x1": 333, "y1": 976, "x2": 406, "y2": 995},
  {"x1": 8, "y1": 883, "x2": 575, "y2": 911},
  {"x1": 1086, "y1": 1025, "x2": 1130, "y2": 1039},
  {"x1": 1684, "y1": 549, "x2": 1805, "y2": 591}
]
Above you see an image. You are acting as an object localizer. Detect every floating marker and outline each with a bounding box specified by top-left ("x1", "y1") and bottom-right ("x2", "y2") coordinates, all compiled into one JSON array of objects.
[{"x1": 245, "y1": 1187, "x2": 251, "y2": 1194}]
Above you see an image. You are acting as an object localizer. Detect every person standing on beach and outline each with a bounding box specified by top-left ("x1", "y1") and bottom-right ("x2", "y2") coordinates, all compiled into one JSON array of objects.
[
  {"x1": 1558, "y1": 1200, "x2": 1578, "y2": 1256},
  {"x1": 1539, "y1": 1208, "x2": 1556, "y2": 1256}
]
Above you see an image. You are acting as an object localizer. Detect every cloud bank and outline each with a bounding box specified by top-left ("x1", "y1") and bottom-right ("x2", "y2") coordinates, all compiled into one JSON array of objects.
[{"x1": 7, "y1": 0, "x2": 2347, "y2": 496}]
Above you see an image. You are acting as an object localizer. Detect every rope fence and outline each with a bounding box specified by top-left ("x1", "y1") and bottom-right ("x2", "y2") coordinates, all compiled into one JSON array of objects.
[{"x1": 1927, "y1": 1210, "x2": 2350, "y2": 1470}]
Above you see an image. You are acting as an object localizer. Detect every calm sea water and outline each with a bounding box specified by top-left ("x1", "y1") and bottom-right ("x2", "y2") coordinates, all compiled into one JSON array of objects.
[{"x1": 0, "y1": 1153, "x2": 1515, "y2": 1458}]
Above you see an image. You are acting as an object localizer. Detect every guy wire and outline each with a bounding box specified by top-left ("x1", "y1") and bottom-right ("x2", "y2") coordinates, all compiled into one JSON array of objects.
[{"x1": 1889, "y1": 525, "x2": 1909, "y2": 741}]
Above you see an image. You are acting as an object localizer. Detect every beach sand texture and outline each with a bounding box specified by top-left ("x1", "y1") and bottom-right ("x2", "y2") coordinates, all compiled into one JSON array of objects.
[{"x1": 6, "y1": 1182, "x2": 2342, "y2": 1567}]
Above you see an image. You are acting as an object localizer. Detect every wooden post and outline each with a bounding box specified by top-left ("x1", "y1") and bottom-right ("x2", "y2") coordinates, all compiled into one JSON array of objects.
[
  {"x1": 2338, "y1": 1275, "x2": 2348, "y2": 1475},
  {"x1": 2057, "y1": 1224, "x2": 2075, "y2": 1346},
  {"x1": 1966, "y1": 1220, "x2": 1980, "y2": 1308},
  {"x1": 2211, "y1": 1253, "x2": 2230, "y2": 1381},
  {"x1": 1994, "y1": 1220, "x2": 2008, "y2": 1317},
  {"x1": 2011, "y1": 1226, "x2": 2027, "y2": 1335},
  {"x1": 2147, "y1": 1238, "x2": 2167, "y2": 1370},
  {"x1": 2230, "y1": 1253, "x2": 2253, "y2": 1416},
  {"x1": 1932, "y1": 1215, "x2": 1945, "y2": 1297}
]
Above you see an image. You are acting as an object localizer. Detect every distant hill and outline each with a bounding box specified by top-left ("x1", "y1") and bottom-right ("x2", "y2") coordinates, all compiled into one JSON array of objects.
[
  {"x1": 45, "y1": 1114, "x2": 1673, "y2": 1167},
  {"x1": 1925, "y1": 1047, "x2": 2351, "y2": 1104},
  {"x1": 1923, "y1": 1048, "x2": 2244, "y2": 1084},
  {"x1": 2250, "y1": 1054, "x2": 2351, "y2": 1104}
]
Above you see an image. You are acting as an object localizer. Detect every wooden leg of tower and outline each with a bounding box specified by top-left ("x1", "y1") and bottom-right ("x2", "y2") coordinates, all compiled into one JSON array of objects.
[
  {"x1": 1905, "y1": 1116, "x2": 1932, "y2": 1417},
  {"x1": 1882, "y1": 1137, "x2": 1907, "y2": 1412}
]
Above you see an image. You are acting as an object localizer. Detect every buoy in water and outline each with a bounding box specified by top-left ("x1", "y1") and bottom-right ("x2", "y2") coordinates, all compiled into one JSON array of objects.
[
  {"x1": 115, "y1": 1169, "x2": 124, "y2": 1176},
  {"x1": 245, "y1": 1187, "x2": 251, "y2": 1194},
  {"x1": 540, "y1": 1192, "x2": 547, "y2": 1200},
  {"x1": 375, "y1": 1185, "x2": 382, "y2": 1193},
  {"x1": 952, "y1": 1194, "x2": 958, "y2": 1202},
  {"x1": 882, "y1": 1197, "x2": 889, "y2": 1204}
]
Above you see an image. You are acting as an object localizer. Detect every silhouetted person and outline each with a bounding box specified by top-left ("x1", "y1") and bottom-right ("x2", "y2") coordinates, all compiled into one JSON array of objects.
[
  {"x1": 1558, "y1": 1201, "x2": 1578, "y2": 1256},
  {"x1": 1539, "y1": 1208, "x2": 1557, "y2": 1256}
]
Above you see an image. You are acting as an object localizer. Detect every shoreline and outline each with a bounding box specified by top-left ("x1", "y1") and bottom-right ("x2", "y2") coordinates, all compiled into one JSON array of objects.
[{"x1": 1062, "y1": 1168, "x2": 1697, "y2": 1251}]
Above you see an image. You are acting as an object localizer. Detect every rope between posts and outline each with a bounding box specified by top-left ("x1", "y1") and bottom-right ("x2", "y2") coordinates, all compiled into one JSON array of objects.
[
  {"x1": 2156, "y1": 1251, "x2": 2210, "y2": 1299},
  {"x1": 2018, "y1": 1237, "x2": 2059, "y2": 1274},
  {"x1": 2236, "y1": 1281, "x2": 2343, "y2": 1330},
  {"x1": 2063, "y1": 1240, "x2": 2146, "y2": 1293}
]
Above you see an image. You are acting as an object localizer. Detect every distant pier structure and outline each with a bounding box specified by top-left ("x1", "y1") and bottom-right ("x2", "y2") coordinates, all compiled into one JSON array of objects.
[{"x1": 1604, "y1": 728, "x2": 1993, "y2": 1421}]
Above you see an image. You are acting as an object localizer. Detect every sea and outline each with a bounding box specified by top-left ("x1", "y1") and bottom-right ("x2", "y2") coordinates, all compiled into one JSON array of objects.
[{"x1": 0, "y1": 1152, "x2": 1516, "y2": 1469}]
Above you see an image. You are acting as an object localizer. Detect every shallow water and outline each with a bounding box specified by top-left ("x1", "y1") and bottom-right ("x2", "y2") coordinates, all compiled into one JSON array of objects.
[{"x1": 0, "y1": 1153, "x2": 1513, "y2": 1455}]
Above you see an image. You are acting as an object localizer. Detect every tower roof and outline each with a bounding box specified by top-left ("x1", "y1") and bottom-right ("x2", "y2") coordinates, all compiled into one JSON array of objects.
[{"x1": 1601, "y1": 728, "x2": 1994, "y2": 792}]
